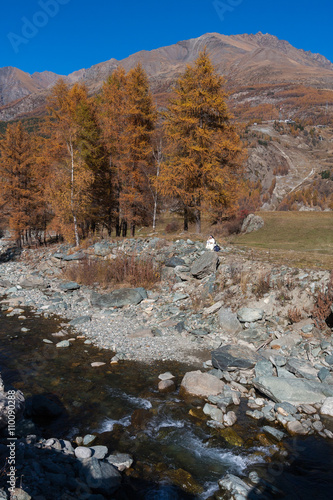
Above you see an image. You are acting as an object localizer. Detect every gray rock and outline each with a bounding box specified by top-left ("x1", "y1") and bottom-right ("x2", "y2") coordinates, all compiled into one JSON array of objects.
[
  {"x1": 276, "y1": 366, "x2": 297, "y2": 378},
  {"x1": 286, "y1": 358, "x2": 319, "y2": 381},
  {"x1": 218, "y1": 308, "x2": 242, "y2": 335},
  {"x1": 271, "y1": 332, "x2": 302, "y2": 350},
  {"x1": 10, "y1": 489, "x2": 31, "y2": 500},
  {"x1": 69, "y1": 315, "x2": 91, "y2": 326},
  {"x1": 135, "y1": 287, "x2": 148, "y2": 300},
  {"x1": 286, "y1": 421, "x2": 308, "y2": 435},
  {"x1": 301, "y1": 324, "x2": 314, "y2": 333},
  {"x1": 190, "y1": 251, "x2": 219, "y2": 279},
  {"x1": 94, "y1": 242, "x2": 112, "y2": 256},
  {"x1": 255, "y1": 360, "x2": 274, "y2": 378},
  {"x1": 263, "y1": 425, "x2": 286, "y2": 441},
  {"x1": 219, "y1": 473, "x2": 251, "y2": 498},
  {"x1": 106, "y1": 452, "x2": 133, "y2": 471},
  {"x1": 180, "y1": 370, "x2": 224, "y2": 398},
  {"x1": 80, "y1": 457, "x2": 121, "y2": 494},
  {"x1": 172, "y1": 293, "x2": 189, "y2": 302},
  {"x1": 237, "y1": 307, "x2": 264, "y2": 323},
  {"x1": 203, "y1": 403, "x2": 223, "y2": 422},
  {"x1": 63, "y1": 252, "x2": 86, "y2": 261},
  {"x1": 165, "y1": 256, "x2": 186, "y2": 268},
  {"x1": 318, "y1": 367, "x2": 331, "y2": 382},
  {"x1": 75, "y1": 446, "x2": 93, "y2": 459},
  {"x1": 90, "y1": 445, "x2": 109, "y2": 459},
  {"x1": 91, "y1": 288, "x2": 144, "y2": 308},
  {"x1": 18, "y1": 275, "x2": 45, "y2": 289},
  {"x1": 53, "y1": 252, "x2": 66, "y2": 259},
  {"x1": 253, "y1": 376, "x2": 333, "y2": 405},
  {"x1": 238, "y1": 327, "x2": 269, "y2": 343},
  {"x1": 158, "y1": 379, "x2": 175, "y2": 393},
  {"x1": 299, "y1": 404, "x2": 317, "y2": 415},
  {"x1": 241, "y1": 214, "x2": 264, "y2": 234},
  {"x1": 325, "y1": 355, "x2": 333, "y2": 365},
  {"x1": 223, "y1": 411, "x2": 237, "y2": 426},
  {"x1": 321, "y1": 397, "x2": 333, "y2": 417},
  {"x1": 158, "y1": 372, "x2": 175, "y2": 381},
  {"x1": 269, "y1": 354, "x2": 286, "y2": 367},
  {"x1": 56, "y1": 340, "x2": 71, "y2": 348},
  {"x1": 274, "y1": 402, "x2": 297, "y2": 415},
  {"x1": 212, "y1": 345, "x2": 261, "y2": 371},
  {"x1": 83, "y1": 434, "x2": 96, "y2": 445},
  {"x1": 60, "y1": 281, "x2": 80, "y2": 292}
]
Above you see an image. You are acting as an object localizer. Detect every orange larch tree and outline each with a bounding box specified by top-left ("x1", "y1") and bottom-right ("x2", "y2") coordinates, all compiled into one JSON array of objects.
[
  {"x1": 121, "y1": 64, "x2": 157, "y2": 236},
  {"x1": 46, "y1": 79, "x2": 95, "y2": 245},
  {"x1": 159, "y1": 50, "x2": 244, "y2": 232},
  {"x1": 0, "y1": 122, "x2": 43, "y2": 245}
]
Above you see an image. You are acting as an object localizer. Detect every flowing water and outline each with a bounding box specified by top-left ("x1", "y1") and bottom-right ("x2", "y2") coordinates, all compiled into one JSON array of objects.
[{"x1": 1, "y1": 306, "x2": 333, "y2": 499}]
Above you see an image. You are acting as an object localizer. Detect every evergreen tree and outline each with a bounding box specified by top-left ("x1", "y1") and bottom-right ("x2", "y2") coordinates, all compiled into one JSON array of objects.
[{"x1": 159, "y1": 50, "x2": 244, "y2": 232}]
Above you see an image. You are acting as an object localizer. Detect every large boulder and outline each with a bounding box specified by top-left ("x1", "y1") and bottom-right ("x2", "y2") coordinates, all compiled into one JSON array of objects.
[
  {"x1": 285, "y1": 358, "x2": 319, "y2": 381},
  {"x1": 218, "y1": 308, "x2": 242, "y2": 335},
  {"x1": 80, "y1": 457, "x2": 121, "y2": 495},
  {"x1": 320, "y1": 397, "x2": 333, "y2": 417},
  {"x1": 165, "y1": 256, "x2": 186, "y2": 268},
  {"x1": 180, "y1": 370, "x2": 224, "y2": 398},
  {"x1": 91, "y1": 288, "x2": 145, "y2": 308},
  {"x1": 191, "y1": 251, "x2": 219, "y2": 279},
  {"x1": 94, "y1": 242, "x2": 113, "y2": 257},
  {"x1": 237, "y1": 307, "x2": 264, "y2": 323},
  {"x1": 241, "y1": 214, "x2": 264, "y2": 234},
  {"x1": 253, "y1": 376, "x2": 333, "y2": 405},
  {"x1": 212, "y1": 345, "x2": 261, "y2": 371},
  {"x1": 18, "y1": 275, "x2": 45, "y2": 289},
  {"x1": 218, "y1": 474, "x2": 251, "y2": 498}
]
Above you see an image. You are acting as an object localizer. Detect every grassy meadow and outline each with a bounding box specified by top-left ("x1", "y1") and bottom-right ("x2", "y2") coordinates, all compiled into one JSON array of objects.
[{"x1": 231, "y1": 211, "x2": 333, "y2": 269}]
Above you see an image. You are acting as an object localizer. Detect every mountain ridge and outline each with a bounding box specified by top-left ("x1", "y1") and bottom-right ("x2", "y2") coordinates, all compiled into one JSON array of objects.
[{"x1": 1, "y1": 31, "x2": 333, "y2": 121}]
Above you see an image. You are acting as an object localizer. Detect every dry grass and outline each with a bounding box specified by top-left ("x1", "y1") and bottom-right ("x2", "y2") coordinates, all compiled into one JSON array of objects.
[
  {"x1": 287, "y1": 306, "x2": 302, "y2": 324},
  {"x1": 252, "y1": 272, "x2": 271, "y2": 298},
  {"x1": 62, "y1": 253, "x2": 161, "y2": 289}
]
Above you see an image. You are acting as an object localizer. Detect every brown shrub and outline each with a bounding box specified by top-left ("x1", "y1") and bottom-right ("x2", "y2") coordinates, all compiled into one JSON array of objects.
[
  {"x1": 165, "y1": 220, "x2": 180, "y2": 233},
  {"x1": 311, "y1": 271, "x2": 333, "y2": 328},
  {"x1": 287, "y1": 307, "x2": 302, "y2": 324},
  {"x1": 223, "y1": 218, "x2": 243, "y2": 235},
  {"x1": 252, "y1": 273, "x2": 271, "y2": 298},
  {"x1": 62, "y1": 253, "x2": 161, "y2": 289}
]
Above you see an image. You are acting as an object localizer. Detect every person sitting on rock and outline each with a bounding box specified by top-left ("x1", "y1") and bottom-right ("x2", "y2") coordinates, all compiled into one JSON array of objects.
[{"x1": 206, "y1": 235, "x2": 216, "y2": 250}]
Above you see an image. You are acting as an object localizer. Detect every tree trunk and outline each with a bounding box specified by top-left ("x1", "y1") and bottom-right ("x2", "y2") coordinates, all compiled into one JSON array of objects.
[
  {"x1": 184, "y1": 206, "x2": 189, "y2": 232},
  {"x1": 195, "y1": 209, "x2": 201, "y2": 234},
  {"x1": 69, "y1": 140, "x2": 80, "y2": 247},
  {"x1": 131, "y1": 224, "x2": 135, "y2": 237},
  {"x1": 121, "y1": 220, "x2": 127, "y2": 238}
]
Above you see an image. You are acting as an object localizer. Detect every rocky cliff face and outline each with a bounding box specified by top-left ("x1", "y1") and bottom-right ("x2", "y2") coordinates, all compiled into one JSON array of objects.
[{"x1": 1, "y1": 32, "x2": 333, "y2": 121}]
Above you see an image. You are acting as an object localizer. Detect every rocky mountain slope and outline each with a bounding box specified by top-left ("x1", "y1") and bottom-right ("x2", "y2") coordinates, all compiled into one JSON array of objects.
[{"x1": 1, "y1": 32, "x2": 333, "y2": 122}]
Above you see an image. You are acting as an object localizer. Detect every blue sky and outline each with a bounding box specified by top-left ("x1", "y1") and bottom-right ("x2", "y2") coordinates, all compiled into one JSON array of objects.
[{"x1": 1, "y1": 0, "x2": 332, "y2": 75}]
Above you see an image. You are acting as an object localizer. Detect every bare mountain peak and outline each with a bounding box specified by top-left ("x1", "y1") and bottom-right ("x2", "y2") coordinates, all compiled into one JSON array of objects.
[{"x1": 1, "y1": 31, "x2": 333, "y2": 120}]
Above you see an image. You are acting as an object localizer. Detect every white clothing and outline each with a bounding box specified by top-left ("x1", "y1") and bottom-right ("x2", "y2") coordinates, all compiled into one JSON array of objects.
[{"x1": 206, "y1": 237, "x2": 216, "y2": 250}]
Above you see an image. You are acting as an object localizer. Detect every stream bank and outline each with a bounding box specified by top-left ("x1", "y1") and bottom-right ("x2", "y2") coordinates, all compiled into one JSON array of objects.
[{"x1": 1, "y1": 236, "x2": 333, "y2": 498}]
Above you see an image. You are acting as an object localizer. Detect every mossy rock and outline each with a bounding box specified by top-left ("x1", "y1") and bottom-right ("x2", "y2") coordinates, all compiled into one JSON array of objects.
[
  {"x1": 219, "y1": 427, "x2": 244, "y2": 447},
  {"x1": 164, "y1": 468, "x2": 204, "y2": 495},
  {"x1": 189, "y1": 407, "x2": 206, "y2": 420}
]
